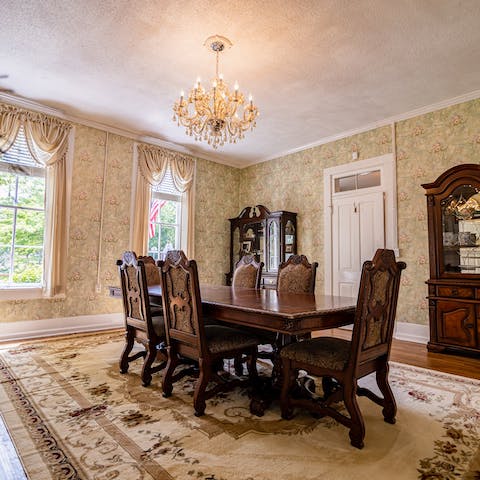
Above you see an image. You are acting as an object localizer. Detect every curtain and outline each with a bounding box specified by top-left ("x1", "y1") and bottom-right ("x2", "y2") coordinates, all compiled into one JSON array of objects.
[
  {"x1": 170, "y1": 154, "x2": 195, "y2": 257},
  {"x1": 0, "y1": 103, "x2": 72, "y2": 296},
  {"x1": 0, "y1": 104, "x2": 21, "y2": 152},
  {"x1": 133, "y1": 144, "x2": 195, "y2": 257}
]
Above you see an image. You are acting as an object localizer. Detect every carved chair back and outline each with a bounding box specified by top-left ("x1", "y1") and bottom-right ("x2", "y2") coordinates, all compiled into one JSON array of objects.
[
  {"x1": 277, "y1": 254, "x2": 318, "y2": 294},
  {"x1": 117, "y1": 251, "x2": 156, "y2": 338},
  {"x1": 232, "y1": 255, "x2": 264, "y2": 289},
  {"x1": 138, "y1": 255, "x2": 160, "y2": 285},
  {"x1": 349, "y1": 249, "x2": 406, "y2": 371},
  {"x1": 159, "y1": 250, "x2": 207, "y2": 357}
]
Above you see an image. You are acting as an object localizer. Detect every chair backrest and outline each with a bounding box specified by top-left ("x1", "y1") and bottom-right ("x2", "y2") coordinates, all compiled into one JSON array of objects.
[
  {"x1": 138, "y1": 255, "x2": 160, "y2": 285},
  {"x1": 232, "y1": 255, "x2": 264, "y2": 289},
  {"x1": 349, "y1": 249, "x2": 406, "y2": 370},
  {"x1": 117, "y1": 251, "x2": 156, "y2": 337},
  {"x1": 276, "y1": 255, "x2": 318, "y2": 294},
  {"x1": 159, "y1": 251, "x2": 206, "y2": 358}
]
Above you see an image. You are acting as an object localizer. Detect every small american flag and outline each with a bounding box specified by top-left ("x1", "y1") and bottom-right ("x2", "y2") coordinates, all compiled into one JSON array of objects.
[{"x1": 148, "y1": 199, "x2": 166, "y2": 238}]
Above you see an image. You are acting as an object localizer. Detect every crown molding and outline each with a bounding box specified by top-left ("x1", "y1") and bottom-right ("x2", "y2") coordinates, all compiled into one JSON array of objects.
[
  {"x1": 245, "y1": 89, "x2": 480, "y2": 168},
  {"x1": 2, "y1": 89, "x2": 479, "y2": 171},
  {"x1": 0, "y1": 92, "x2": 242, "y2": 168}
]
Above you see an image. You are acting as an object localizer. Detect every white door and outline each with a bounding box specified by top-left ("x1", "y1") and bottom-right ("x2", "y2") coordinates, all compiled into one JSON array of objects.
[{"x1": 332, "y1": 191, "x2": 385, "y2": 297}]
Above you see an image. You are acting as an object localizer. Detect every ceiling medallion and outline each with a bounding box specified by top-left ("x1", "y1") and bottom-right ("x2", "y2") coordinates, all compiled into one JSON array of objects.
[{"x1": 172, "y1": 35, "x2": 259, "y2": 149}]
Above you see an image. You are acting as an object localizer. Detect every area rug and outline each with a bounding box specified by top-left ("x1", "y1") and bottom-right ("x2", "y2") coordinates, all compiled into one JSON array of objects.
[{"x1": 0, "y1": 332, "x2": 479, "y2": 480}]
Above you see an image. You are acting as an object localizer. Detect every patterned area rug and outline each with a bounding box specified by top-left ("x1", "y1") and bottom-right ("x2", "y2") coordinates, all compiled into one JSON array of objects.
[{"x1": 0, "y1": 332, "x2": 479, "y2": 480}]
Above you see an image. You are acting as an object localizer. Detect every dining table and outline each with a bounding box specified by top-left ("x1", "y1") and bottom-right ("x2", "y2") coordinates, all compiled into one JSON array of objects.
[{"x1": 148, "y1": 284, "x2": 357, "y2": 415}]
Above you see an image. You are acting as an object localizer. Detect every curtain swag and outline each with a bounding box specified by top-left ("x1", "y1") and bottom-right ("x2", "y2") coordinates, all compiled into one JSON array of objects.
[
  {"x1": 133, "y1": 143, "x2": 195, "y2": 257},
  {"x1": 0, "y1": 102, "x2": 72, "y2": 296}
]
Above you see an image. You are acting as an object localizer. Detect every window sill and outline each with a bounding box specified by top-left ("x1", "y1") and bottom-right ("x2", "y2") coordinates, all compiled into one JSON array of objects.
[{"x1": 0, "y1": 287, "x2": 44, "y2": 300}]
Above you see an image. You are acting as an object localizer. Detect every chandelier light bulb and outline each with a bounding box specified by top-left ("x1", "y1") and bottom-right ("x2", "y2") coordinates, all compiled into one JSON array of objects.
[{"x1": 172, "y1": 34, "x2": 259, "y2": 149}]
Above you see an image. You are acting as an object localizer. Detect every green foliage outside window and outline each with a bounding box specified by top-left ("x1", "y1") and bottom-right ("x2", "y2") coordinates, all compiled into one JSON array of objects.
[{"x1": 0, "y1": 170, "x2": 45, "y2": 285}]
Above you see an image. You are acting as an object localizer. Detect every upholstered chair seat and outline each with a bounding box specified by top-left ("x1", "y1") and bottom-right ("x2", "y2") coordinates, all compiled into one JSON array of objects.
[
  {"x1": 280, "y1": 249, "x2": 406, "y2": 449},
  {"x1": 280, "y1": 337, "x2": 350, "y2": 371},
  {"x1": 205, "y1": 325, "x2": 260, "y2": 354}
]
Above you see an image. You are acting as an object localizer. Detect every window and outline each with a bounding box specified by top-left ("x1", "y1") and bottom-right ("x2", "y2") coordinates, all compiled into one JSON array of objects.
[
  {"x1": 0, "y1": 127, "x2": 46, "y2": 287},
  {"x1": 334, "y1": 169, "x2": 381, "y2": 193},
  {"x1": 147, "y1": 167, "x2": 182, "y2": 261}
]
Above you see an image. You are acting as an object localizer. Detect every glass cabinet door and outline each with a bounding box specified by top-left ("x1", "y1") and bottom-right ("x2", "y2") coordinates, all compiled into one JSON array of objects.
[
  {"x1": 268, "y1": 220, "x2": 279, "y2": 271},
  {"x1": 441, "y1": 185, "x2": 480, "y2": 274}
]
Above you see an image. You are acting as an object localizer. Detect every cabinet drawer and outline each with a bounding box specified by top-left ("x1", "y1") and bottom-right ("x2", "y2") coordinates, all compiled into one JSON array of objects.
[
  {"x1": 262, "y1": 276, "x2": 277, "y2": 288},
  {"x1": 437, "y1": 286, "x2": 474, "y2": 298}
]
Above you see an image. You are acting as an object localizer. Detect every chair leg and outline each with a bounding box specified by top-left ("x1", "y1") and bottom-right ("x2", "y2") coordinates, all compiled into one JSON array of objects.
[
  {"x1": 280, "y1": 359, "x2": 295, "y2": 420},
  {"x1": 141, "y1": 340, "x2": 157, "y2": 387},
  {"x1": 234, "y1": 355, "x2": 244, "y2": 376},
  {"x1": 193, "y1": 357, "x2": 211, "y2": 417},
  {"x1": 343, "y1": 383, "x2": 365, "y2": 449},
  {"x1": 245, "y1": 348, "x2": 258, "y2": 381},
  {"x1": 119, "y1": 329, "x2": 134, "y2": 374},
  {"x1": 162, "y1": 346, "x2": 179, "y2": 398},
  {"x1": 376, "y1": 362, "x2": 397, "y2": 424}
]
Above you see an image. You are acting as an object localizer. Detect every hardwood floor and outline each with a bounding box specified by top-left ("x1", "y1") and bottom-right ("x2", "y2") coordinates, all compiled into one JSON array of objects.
[
  {"x1": 318, "y1": 328, "x2": 480, "y2": 380},
  {"x1": 0, "y1": 415, "x2": 27, "y2": 480}
]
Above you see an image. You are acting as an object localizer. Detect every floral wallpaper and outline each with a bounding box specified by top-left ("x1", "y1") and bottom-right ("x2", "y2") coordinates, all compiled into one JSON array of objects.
[
  {"x1": 0, "y1": 122, "x2": 239, "y2": 323},
  {"x1": 2, "y1": 97, "x2": 479, "y2": 329},
  {"x1": 194, "y1": 158, "x2": 240, "y2": 285},
  {"x1": 239, "y1": 98, "x2": 480, "y2": 326}
]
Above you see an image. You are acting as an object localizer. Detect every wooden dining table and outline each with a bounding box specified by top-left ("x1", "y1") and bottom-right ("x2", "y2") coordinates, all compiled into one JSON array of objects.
[
  {"x1": 148, "y1": 284, "x2": 356, "y2": 415},
  {"x1": 148, "y1": 284, "x2": 356, "y2": 337}
]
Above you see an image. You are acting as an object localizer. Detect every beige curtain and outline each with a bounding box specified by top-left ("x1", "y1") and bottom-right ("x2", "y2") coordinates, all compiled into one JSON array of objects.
[
  {"x1": 170, "y1": 154, "x2": 195, "y2": 257},
  {"x1": 0, "y1": 104, "x2": 21, "y2": 152},
  {"x1": 0, "y1": 103, "x2": 72, "y2": 296},
  {"x1": 133, "y1": 144, "x2": 195, "y2": 257}
]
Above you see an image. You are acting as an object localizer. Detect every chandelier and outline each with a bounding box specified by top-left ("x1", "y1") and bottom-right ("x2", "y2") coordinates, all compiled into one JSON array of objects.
[{"x1": 172, "y1": 35, "x2": 259, "y2": 149}]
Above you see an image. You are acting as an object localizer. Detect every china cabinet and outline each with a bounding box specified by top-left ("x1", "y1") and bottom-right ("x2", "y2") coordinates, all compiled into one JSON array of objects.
[
  {"x1": 226, "y1": 205, "x2": 297, "y2": 288},
  {"x1": 422, "y1": 164, "x2": 480, "y2": 354}
]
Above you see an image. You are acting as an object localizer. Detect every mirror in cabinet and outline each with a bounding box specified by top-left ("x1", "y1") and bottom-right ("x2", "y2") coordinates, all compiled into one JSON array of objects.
[{"x1": 226, "y1": 205, "x2": 297, "y2": 288}]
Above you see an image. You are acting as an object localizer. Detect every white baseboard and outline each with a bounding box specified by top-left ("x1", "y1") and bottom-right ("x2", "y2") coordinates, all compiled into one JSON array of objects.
[
  {"x1": 339, "y1": 321, "x2": 429, "y2": 344},
  {"x1": 0, "y1": 313, "x2": 124, "y2": 342},
  {"x1": 393, "y1": 321, "x2": 429, "y2": 344}
]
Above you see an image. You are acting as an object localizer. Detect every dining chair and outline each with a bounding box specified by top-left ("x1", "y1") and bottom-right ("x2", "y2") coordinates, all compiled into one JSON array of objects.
[
  {"x1": 138, "y1": 254, "x2": 162, "y2": 313},
  {"x1": 159, "y1": 251, "x2": 260, "y2": 416},
  {"x1": 277, "y1": 254, "x2": 318, "y2": 294},
  {"x1": 232, "y1": 254, "x2": 264, "y2": 289},
  {"x1": 279, "y1": 249, "x2": 406, "y2": 449},
  {"x1": 117, "y1": 251, "x2": 167, "y2": 387},
  {"x1": 231, "y1": 255, "x2": 264, "y2": 374}
]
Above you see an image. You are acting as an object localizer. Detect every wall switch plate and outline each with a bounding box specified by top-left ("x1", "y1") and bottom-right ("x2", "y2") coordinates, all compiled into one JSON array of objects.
[{"x1": 352, "y1": 151, "x2": 358, "y2": 160}]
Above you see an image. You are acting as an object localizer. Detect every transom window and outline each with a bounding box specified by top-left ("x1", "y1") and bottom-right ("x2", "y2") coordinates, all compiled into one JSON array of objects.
[
  {"x1": 0, "y1": 127, "x2": 46, "y2": 286},
  {"x1": 147, "y1": 167, "x2": 182, "y2": 260},
  {"x1": 334, "y1": 169, "x2": 381, "y2": 193}
]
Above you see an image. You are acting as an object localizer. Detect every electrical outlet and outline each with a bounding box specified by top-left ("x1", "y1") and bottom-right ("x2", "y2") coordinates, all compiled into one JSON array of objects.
[{"x1": 95, "y1": 284, "x2": 102, "y2": 293}]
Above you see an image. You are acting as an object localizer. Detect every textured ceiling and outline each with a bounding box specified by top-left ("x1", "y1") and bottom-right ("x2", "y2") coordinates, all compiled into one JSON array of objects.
[{"x1": 1, "y1": 0, "x2": 480, "y2": 167}]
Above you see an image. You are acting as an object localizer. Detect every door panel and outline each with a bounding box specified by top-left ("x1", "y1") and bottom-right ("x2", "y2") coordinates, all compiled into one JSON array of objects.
[{"x1": 332, "y1": 192, "x2": 384, "y2": 297}]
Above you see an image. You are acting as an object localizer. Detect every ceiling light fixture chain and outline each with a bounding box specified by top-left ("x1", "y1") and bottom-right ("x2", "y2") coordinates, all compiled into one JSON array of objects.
[{"x1": 172, "y1": 35, "x2": 259, "y2": 149}]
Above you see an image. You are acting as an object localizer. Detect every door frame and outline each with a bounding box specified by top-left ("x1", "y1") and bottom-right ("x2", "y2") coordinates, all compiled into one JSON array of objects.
[{"x1": 323, "y1": 153, "x2": 398, "y2": 295}]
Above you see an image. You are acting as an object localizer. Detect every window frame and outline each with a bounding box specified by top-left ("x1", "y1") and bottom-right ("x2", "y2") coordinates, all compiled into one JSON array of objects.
[
  {"x1": 0, "y1": 125, "x2": 74, "y2": 300},
  {"x1": 147, "y1": 188, "x2": 183, "y2": 261}
]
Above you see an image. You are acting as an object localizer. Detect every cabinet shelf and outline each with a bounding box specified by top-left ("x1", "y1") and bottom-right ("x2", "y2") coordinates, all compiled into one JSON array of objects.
[{"x1": 226, "y1": 205, "x2": 297, "y2": 288}]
